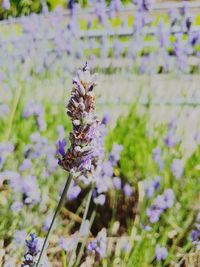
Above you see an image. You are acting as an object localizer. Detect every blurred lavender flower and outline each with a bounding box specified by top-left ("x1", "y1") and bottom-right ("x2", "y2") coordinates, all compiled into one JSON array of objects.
[
  {"x1": 144, "y1": 176, "x2": 161, "y2": 198},
  {"x1": 59, "y1": 234, "x2": 78, "y2": 252},
  {"x1": 152, "y1": 147, "x2": 164, "y2": 170},
  {"x1": 42, "y1": 214, "x2": 53, "y2": 232},
  {"x1": 171, "y1": 159, "x2": 184, "y2": 179},
  {"x1": 109, "y1": 0, "x2": 122, "y2": 18},
  {"x1": 147, "y1": 189, "x2": 174, "y2": 223},
  {"x1": 168, "y1": 8, "x2": 179, "y2": 27},
  {"x1": 157, "y1": 20, "x2": 169, "y2": 48},
  {"x1": 164, "y1": 131, "x2": 179, "y2": 148},
  {"x1": 2, "y1": 0, "x2": 10, "y2": 10},
  {"x1": 113, "y1": 176, "x2": 122, "y2": 189},
  {"x1": 14, "y1": 230, "x2": 27, "y2": 247},
  {"x1": 57, "y1": 125, "x2": 66, "y2": 141},
  {"x1": 87, "y1": 228, "x2": 107, "y2": 258},
  {"x1": 191, "y1": 213, "x2": 200, "y2": 250},
  {"x1": 21, "y1": 175, "x2": 40, "y2": 205},
  {"x1": 11, "y1": 201, "x2": 23, "y2": 213},
  {"x1": 123, "y1": 183, "x2": 133, "y2": 197},
  {"x1": 67, "y1": 181, "x2": 81, "y2": 200},
  {"x1": 23, "y1": 102, "x2": 46, "y2": 132},
  {"x1": 21, "y1": 233, "x2": 40, "y2": 267},
  {"x1": 174, "y1": 34, "x2": 187, "y2": 73},
  {"x1": 56, "y1": 139, "x2": 67, "y2": 158},
  {"x1": 108, "y1": 144, "x2": 123, "y2": 165},
  {"x1": 94, "y1": 0, "x2": 108, "y2": 25},
  {"x1": 164, "y1": 117, "x2": 179, "y2": 147},
  {"x1": 19, "y1": 159, "x2": 32, "y2": 172},
  {"x1": 155, "y1": 245, "x2": 168, "y2": 261},
  {"x1": 133, "y1": 0, "x2": 153, "y2": 12},
  {"x1": 101, "y1": 113, "x2": 110, "y2": 126},
  {"x1": 93, "y1": 194, "x2": 106, "y2": 205}
]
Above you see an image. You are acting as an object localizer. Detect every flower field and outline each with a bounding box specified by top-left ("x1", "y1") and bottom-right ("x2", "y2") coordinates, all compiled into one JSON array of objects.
[{"x1": 0, "y1": 0, "x2": 200, "y2": 267}]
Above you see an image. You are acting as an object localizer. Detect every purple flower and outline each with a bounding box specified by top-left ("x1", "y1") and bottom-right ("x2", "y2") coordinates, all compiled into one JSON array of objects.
[
  {"x1": 11, "y1": 201, "x2": 23, "y2": 213},
  {"x1": 21, "y1": 175, "x2": 40, "y2": 205},
  {"x1": 191, "y1": 230, "x2": 200, "y2": 242},
  {"x1": 171, "y1": 159, "x2": 184, "y2": 179},
  {"x1": 56, "y1": 139, "x2": 67, "y2": 158},
  {"x1": 109, "y1": 144, "x2": 123, "y2": 164},
  {"x1": 57, "y1": 125, "x2": 65, "y2": 141},
  {"x1": 88, "y1": 228, "x2": 107, "y2": 258},
  {"x1": 14, "y1": 230, "x2": 27, "y2": 247},
  {"x1": 59, "y1": 234, "x2": 78, "y2": 252},
  {"x1": 123, "y1": 183, "x2": 133, "y2": 197},
  {"x1": 102, "y1": 113, "x2": 110, "y2": 126},
  {"x1": 152, "y1": 147, "x2": 164, "y2": 170},
  {"x1": 94, "y1": 194, "x2": 106, "y2": 205},
  {"x1": 101, "y1": 161, "x2": 113, "y2": 177},
  {"x1": 164, "y1": 130, "x2": 179, "y2": 148},
  {"x1": 67, "y1": 181, "x2": 81, "y2": 200},
  {"x1": 191, "y1": 213, "x2": 200, "y2": 248},
  {"x1": 155, "y1": 245, "x2": 168, "y2": 261},
  {"x1": 146, "y1": 207, "x2": 162, "y2": 223},
  {"x1": 163, "y1": 189, "x2": 175, "y2": 208},
  {"x1": 2, "y1": 0, "x2": 10, "y2": 10},
  {"x1": 19, "y1": 159, "x2": 32, "y2": 171},
  {"x1": 144, "y1": 176, "x2": 161, "y2": 198},
  {"x1": 113, "y1": 176, "x2": 122, "y2": 190},
  {"x1": 21, "y1": 233, "x2": 40, "y2": 267},
  {"x1": 147, "y1": 189, "x2": 174, "y2": 223},
  {"x1": 43, "y1": 214, "x2": 53, "y2": 232}
]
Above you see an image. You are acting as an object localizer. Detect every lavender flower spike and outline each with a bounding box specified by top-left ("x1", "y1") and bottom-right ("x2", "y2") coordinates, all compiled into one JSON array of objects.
[
  {"x1": 21, "y1": 233, "x2": 40, "y2": 267},
  {"x1": 59, "y1": 62, "x2": 99, "y2": 179}
]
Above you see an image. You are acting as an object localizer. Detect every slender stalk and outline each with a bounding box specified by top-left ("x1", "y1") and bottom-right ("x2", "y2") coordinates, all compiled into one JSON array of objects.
[
  {"x1": 5, "y1": 86, "x2": 22, "y2": 141},
  {"x1": 62, "y1": 250, "x2": 67, "y2": 267},
  {"x1": 75, "y1": 209, "x2": 96, "y2": 267},
  {"x1": 68, "y1": 189, "x2": 93, "y2": 266},
  {"x1": 36, "y1": 174, "x2": 72, "y2": 267}
]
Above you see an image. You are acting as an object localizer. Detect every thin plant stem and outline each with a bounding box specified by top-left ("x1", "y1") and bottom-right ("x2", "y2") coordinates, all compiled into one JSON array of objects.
[
  {"x1": 68, "y1": 189, "x2": 93, "y2": 266},
  {"x1": 5, "y1": 86, "x2": 22, "y2": 141},
  {"x1": 62, "y1": 250, "x2": 67, "y2": 267},
  {"x1": 75, "y1": 209, "x2": 96, "y2": 267},
  {"x1": 36, "y1": 173, "x2": 72, "y2": 267}
]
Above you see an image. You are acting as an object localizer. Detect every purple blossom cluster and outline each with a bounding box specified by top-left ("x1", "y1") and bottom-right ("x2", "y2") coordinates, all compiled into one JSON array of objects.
[
  {"x1": 152, "y1": 147, "x2": 164, "y2": 170},
  {"x1": 87, "y1": 228, "x2": 107, "y2": 258},
  {"x1": 170, "y1": 158, "x2": 184, "y2": 180},
  {"x1": 146, "y1": 189, "x2": 174, "y2": 223},
  {"x1": 57, "y1": 63, "x2": 130, "y2": 206},
  {"x1": 23, "y1": 101, "x2": 46, "y2": 132},
  {"x1": 164, "y1": 117, "x2": 179, "y2": 148},
  {"x1": 191, "y1": 213, "x2": 200, "y2": 250},
  {"x1": 144, "y1": 176, "x2": 161, "y2": 198},
  {"x1": 58, "y1": 62, "x2": 99, "y2": 176},
  {"x1": 155, "y1": 245, "x2": 168, "y2": 261},
  {"x1": 0, "y1": 0, "x2": 199, "y2": 78},
  {"x1": 21, "y1": 233, "x2": 40, "y2": 267}
]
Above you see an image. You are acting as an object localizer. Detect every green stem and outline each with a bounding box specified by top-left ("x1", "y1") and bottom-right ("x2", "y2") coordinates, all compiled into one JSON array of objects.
[
  {"x1": 62, "y1": 250, "x2": 67, "y2": 267},
  {"x1": 36, "y1": 173, "x2": 72, "y2": 267},
  {"x1": 5, "y1": 86, "x2": 22, "y2": 141},
  {"x1": 68, "y1": 189, "x2": 93, "y2": 266},
  {"x1": 75, "y1": 209, "x2": 96, "y2": 267}
]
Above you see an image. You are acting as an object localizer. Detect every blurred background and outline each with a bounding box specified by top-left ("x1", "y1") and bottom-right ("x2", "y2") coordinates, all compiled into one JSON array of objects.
[{"x1": 0, "y1": 0, "x2": 200, "y2": 266}]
